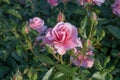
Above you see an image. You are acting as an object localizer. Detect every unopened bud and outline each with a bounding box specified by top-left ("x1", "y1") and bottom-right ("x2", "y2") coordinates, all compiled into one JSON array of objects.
[
  {"x1": 22, "y1": 23, "x2": 30, "y2": 35},
  {"x1": 25, "y1": 26, "x2": 29, "y2": 34},
  {"x1": 87, "y1": 39, "x2": 91, "y2": 47},
  {"x1": 57, "y1": 12, "x2": 65, "y2": 22},
  {"x1": 92, "y1": 12, "x2": 97, "y2": 21}
]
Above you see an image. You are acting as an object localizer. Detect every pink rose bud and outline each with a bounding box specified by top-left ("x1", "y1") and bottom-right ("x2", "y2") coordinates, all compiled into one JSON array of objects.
[
  {"x1": 29, "y1": 17, "x2": 47, "y2": 34},
  {"x1": 24, "y1": 26, "x2": 29, "y2": 34},
  {"x1": 92, "y1": 12, "x2": 98, "y2": 21},
  {"x1": 43, "y1": 22, "x2": 82, "y2": 55},
  {"x1": 92, "y1": 0, "x2": 105, "y2": 6},
  {"x1": 87, "y1": 39, "x2": 91, "y2": 47},
  {"x1": 112, "y1": 0, "x2": 120, "y2": 17},
  {"x1": 47, "y1": 0, "x2": 58, "y2": 6},
  {"x1": 57, "y1": 12, "x2": 65, "y2": 22}
]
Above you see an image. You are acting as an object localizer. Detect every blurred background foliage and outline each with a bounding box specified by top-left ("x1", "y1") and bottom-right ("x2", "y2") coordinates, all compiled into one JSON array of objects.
[{"x1": 0, "y1": 0, "x2": 120, "y2": 80}]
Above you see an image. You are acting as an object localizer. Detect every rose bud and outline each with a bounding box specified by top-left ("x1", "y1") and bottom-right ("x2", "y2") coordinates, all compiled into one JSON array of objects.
[{"x1": 57, "y1": 12, "x2": 65, "y2": 22}]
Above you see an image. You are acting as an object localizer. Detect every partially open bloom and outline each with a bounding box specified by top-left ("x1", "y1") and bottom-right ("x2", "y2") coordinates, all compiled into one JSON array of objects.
[
  {"x1": 71, "y1": 50, "x2": 94, "y2": 68},
  {"x1": 112, "y1": 0, "x2": 120, "y2": 17},
  {"x1": 93, "y1": 0, "x2": 105, "y2": 6},
  {"x1": 29, "y1": 17, "x2": 47, "y2": 34},
  {"x1": 47, "y1": 0, "x2": 58, "y2": 6},
  {"x1": 43, "y1": 22, "x2": 82, "y2": 55}
]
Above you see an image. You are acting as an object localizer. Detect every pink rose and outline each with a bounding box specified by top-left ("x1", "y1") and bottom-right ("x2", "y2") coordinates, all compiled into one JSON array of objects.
[
  {"x1": 47, "y1": 0, "x2": 58, "y2": 6},
  {"x1": 71, "y1": 50, "x2": 94, "y2": 68},
  {"x1": 112, "y1": 0, "x2": 120, "y2": 17},
  {"x1": 29, "y1": 17, "x2": 47, "y2": 34},
  {"x1": 93, "y1": 0, "x2": 105, "y2": 6},
  {"x1": 43, "y1": 22, "x2": 82, "y2": 55}
]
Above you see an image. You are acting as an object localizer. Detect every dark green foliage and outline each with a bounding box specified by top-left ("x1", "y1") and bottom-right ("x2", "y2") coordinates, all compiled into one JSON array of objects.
[{"x1": 0, "y1": 0, "x2": 120, "y2": 80}]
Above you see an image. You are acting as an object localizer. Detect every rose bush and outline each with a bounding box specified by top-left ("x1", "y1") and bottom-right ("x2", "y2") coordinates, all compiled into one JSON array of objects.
[{"x1": 0, "y1": 0, "x2": 120, "y2": 80}]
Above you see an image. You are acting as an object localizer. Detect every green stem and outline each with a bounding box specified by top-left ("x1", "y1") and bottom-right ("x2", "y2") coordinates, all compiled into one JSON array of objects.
[
  {"x1": 51, "y1": 52, "x2": 60, "y2": 62},
  {"x1": 60, "y1": 55, "x2": 64, "y2": 64},
  {"x1": 88, "y1": 21, "x2": 94, "y2": 39}
]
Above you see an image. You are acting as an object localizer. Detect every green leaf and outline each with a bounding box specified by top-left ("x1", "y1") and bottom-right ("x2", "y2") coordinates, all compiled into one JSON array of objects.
[
  {"x1": 106, "y1": 25, "x2": 120, "y2": 39},
  {"x1": 105, "y1": 66, "x2": 115, "y2": 73},
  {"x1": 14, "y1": 70, "x2": 23, "y2": 80},
  {"x1": 56, "y1": 64, "x2": 77, "y2": 75},
  {"x1": 6, "y1": 57, "x2": 17, "y2": 68},
  {"x1": 0, "y1": 66, "x2": 10, "y2": 79},
  {"x1": 2, "y1": 0, "x2": 10, "y2": 4},
  {"x1": 72, "y1": 77, "x2": 80, "y2": 80},
  {"x1": 28, "y1": 67, "x2": 36, "y2": 79},
  {"x1": 7, "y1": 9, "x2": 22, "y2": 19},
  {"x1": 32, "y1": 72, "x2": 38, "y2": 80},
  {"x1": 92, "y1": 71, "x2": 107, "y2": 80},
  {"x1": 42, "y1": 67, "x2": 54, "y2": 80},
  {"x1": 39, "y1": 55, "x2": 54, "y2": 65},
  {"x1": 94, "y1": 59, "x2": 103, "y2": 70},
  {"x1": 53, "y1": 72, "x2": 64, "y2": 79},
  {"x1": 11, "y1": 52, "x2": 23, "y2": 63},
  {"x1": 105, "y1": 73, "x2": 113, "y2": 80},
  {"x1": 93, "y1": 29, "x2": 97, "y2": 37},
  {"x1": 24, "y1": 67, "x2": 29, "y2": 74},
  {"x1": 80, "y1": 16, "x2": 88, "y2": 30},
  {"x1": 79, "y1": 70, "x2": 90, "y2": 80},
  {"x1": 103, "y1": 56, "x2": 110, "y2": 68},
  {"x1": 99, "y1": 30, "x2": 105, "y2": 41}
]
